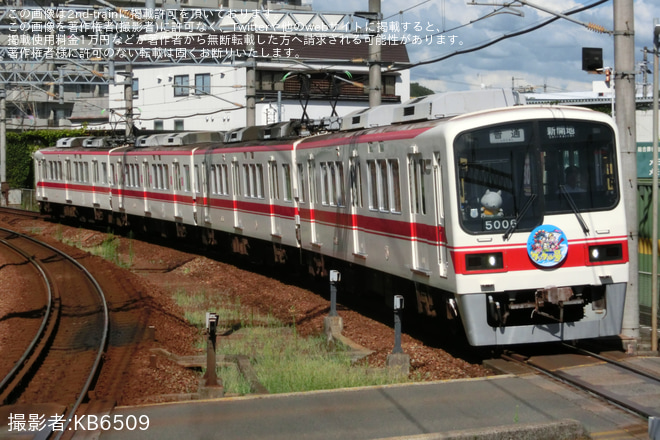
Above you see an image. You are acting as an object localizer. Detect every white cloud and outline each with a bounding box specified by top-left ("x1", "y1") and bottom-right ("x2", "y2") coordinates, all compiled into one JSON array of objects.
[{"x1": 312, "y1": 0, "x2": 660, "y2": 93}]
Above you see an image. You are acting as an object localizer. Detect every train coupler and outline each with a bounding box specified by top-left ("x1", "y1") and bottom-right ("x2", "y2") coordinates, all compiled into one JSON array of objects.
[{"x1": 532, "y1": 286, "x2": 583, "y2": 322}]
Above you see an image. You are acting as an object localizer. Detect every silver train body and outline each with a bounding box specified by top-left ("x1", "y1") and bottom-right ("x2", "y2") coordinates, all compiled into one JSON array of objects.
[{"x1": 34, "y1": 100, "x2": 628, "y2": 346}]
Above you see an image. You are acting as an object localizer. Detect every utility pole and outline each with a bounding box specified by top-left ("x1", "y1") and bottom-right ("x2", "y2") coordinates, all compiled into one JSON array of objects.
[
  {"x1": 368, "y1": 0, "x2": 381, "y2": 108},
  {"x1": 651, "y1": 21, "x2": 659, "y2": 353},
  {"x1": 124, "y1": 64, "x2": 133, "y2": 140},
  {"x1": 246, "y1": 33, "x2": 256, "y2": 127},
  {"x1": 614, "y1": 0, "x2": 640, "y2": 350}
]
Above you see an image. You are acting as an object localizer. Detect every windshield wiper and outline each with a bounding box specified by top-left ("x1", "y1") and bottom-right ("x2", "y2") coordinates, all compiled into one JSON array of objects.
[
  {"x1": 559, "y1": 185, "x2": 590, "y2": 235},
  {"x1": 503, "y1": 193, "x2": 537, "y2": 241}
]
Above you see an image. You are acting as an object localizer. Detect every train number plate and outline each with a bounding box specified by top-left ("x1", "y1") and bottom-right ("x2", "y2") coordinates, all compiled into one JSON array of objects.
[{"x1": 483, "y1": 218, "x2": 517, "y2": 232}]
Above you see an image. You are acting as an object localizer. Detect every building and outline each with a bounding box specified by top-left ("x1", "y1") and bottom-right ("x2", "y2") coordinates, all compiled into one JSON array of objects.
[
  {"x1": 105, "y1": 33, "x2": 411, "y2": 133},
  {"x1": 7, "y1": 1, "x2": 414, "y2": 131}
]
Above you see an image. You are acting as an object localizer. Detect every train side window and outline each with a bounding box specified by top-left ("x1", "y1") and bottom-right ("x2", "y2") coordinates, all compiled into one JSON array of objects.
[
  {"x1": 242, "y1": 164, "x2": 250, "y2": 197},
  {"x1": 211, "y1": 165, "x2": 219, "y2": 194},
  {"x1": 101, "y1": 163, "x2": 107, "y2": 185},
  {"x1": 307, "y1": 160, "x2": 317, "y2": 204},
  {"x1": 110, "y1": 164, "x2": 115, "y2": 186},
  {"x1": 336, "y1": 162, "x2": 345, "y2": 207},
  {"x1": 251, "y1": 164, "x2": 258, "y2": 198},
  {"x1": 165, "y1": 165, "x2": 171, "y2": 189},
  {"x1": 151, "y1": 164, "x2": 157, "y2": 189},
  {"x1": 390, "y1": 159, "x2": 401, "y2": 213},
  {"x1": 269, "y1": 160, "x2": 280, "y2": 200},
  {"x1": 84, "y1": 163, "x2": 89, "y2": 183},
  {"x1": 183, "y1": 165, "x2": 191, "y2": 192},
  {"x1": 92, "y1": 162, "x2": 99, "y2": 184},
  {"x1": 142, "y1": 163, "x2": 149, "y2": 188},
  {"x1": 194, "y1": 165, "x2": 201, "y2": 193},
  {"x1": 256, "y1": 164, "x2": 264, "y2": 199},
  {"x1": 297, "y1": 163, "x2": 306, "y2": 204},
  {"x1": 349, "y1": 158, "x2": 363, "y2": 208},
  {"x1": 232, "y1": 162, "x2": 240, "y2": 196},
  {"x1": 220, "y1": 164, "x2": 229, "y2": 195},
  {"x1": 378, "y1": 160, "x2": 389, "y2": 212},
  {"x1": 321, "y1": 162, "x2": 329, "y2": 205},
  {"x1": 409, "y1": 155, "x2": 426, "y2": 215},
  {"x1": 283, "y1": 164, "x2": 293, "y2": 202},
  {"x1": 173, "y1": 163, "x2": 181, "y2": 191},
  {"x1": 65, "y1": 160, "x2": 71, "y2": 181},
  {"x1": 367, "y1": 160, "x2": 378, "y2": 211}
]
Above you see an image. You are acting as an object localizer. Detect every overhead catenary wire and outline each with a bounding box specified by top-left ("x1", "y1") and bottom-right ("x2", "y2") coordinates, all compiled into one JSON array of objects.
[{"x1": 389, "y1": 0, "x2": 610, "y2": 72}]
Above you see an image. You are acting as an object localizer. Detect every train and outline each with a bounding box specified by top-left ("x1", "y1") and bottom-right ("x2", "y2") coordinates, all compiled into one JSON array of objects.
[{"x1": 33, "y1": 90, "x2": 629, "y2": 346}]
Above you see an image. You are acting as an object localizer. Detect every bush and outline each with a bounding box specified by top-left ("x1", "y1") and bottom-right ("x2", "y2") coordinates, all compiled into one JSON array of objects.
[{"x1": 6, "y1": 128, "x2": 91, "y2": 189}]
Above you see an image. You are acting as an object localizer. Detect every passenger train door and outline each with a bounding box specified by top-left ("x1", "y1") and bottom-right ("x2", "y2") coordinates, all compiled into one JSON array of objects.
[
  {"x1": 268, "y1": 159, "x2": 281, "y2": 236},
  {"x1": 199, "y1": 152, "x2": 213, "y2": 225},
  {"x1": 408, "y1": 153, "x2": 433, "y2": 276},
  {"x1": 231, "y1": 158, "x2": 241, "y2": 229},
  {"x1": 172, "y1": 160, "x2": 181, "y2": 220},
  {"x1": 306, "y1": 156, "x2": 319, "y2": 246},
  {"x1": 433, "y1": 153, "x2": 448, "y2": 278},
  {"x1": 349, "y1": 154, "x2": 366, "y2": 257},
  {"x1": 142, "y1": 160, "x2": 150, "y2": 215},
  {"x1": 64, "y1": 158, "x2": 71, "y2": 203}
]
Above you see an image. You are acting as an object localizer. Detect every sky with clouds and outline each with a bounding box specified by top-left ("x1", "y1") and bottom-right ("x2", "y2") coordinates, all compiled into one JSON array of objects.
[{"x1": 310, "y1": 0, "x2": 659, "y2": 94}]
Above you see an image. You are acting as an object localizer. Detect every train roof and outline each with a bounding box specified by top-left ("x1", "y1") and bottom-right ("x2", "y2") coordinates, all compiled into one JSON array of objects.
[{"x1": 37, "y1": 90, "x2": 615, "y2": 156}]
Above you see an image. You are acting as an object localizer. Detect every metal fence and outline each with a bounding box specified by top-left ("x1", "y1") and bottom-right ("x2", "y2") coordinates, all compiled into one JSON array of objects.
[{"x1": 1, "y1": 188, "x2": 39, "y2": 212}]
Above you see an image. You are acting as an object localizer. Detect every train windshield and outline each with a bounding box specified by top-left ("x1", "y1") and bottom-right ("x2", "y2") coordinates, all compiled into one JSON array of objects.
[{"x1": 455, "y1": 119, "x2": 618, "y2": 235}]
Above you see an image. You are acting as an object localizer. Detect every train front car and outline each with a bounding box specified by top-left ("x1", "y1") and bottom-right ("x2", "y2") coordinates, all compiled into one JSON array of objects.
[{"x1": 447, "y1": 106, "x2": 628, "y2": 346}]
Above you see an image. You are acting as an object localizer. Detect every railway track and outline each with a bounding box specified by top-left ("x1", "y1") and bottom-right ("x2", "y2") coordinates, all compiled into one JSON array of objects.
[
  {"x1": 501, "y1": 344, "x2": 660, "y2": 423},
  {"x1": 0, "y1": 226, "x2": 109, "y2": 439}
]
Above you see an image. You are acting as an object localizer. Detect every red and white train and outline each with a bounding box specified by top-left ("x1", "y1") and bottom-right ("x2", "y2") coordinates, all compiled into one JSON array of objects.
[{"x1": 34, "y1": 92, "x2": 628, "y2": 346}]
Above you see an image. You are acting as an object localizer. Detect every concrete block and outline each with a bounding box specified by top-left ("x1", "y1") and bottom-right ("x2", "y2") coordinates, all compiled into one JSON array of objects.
[{"x1": 386, "y1": 352, "x2": 410, "y2": 375}]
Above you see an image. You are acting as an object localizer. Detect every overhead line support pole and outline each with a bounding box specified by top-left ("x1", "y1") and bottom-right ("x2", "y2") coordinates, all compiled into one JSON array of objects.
[
  {"x1": 652, "y1": 21, "x2": 659, "y2": 353},
  {"x1": 368, "y1": 0, "x2": 382, "y2": 108},
  {"x1": 614, "y1": 0, "x2": 639, "y2": 351}
]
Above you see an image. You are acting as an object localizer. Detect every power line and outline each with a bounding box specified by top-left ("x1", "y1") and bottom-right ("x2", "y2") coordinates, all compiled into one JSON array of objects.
[{"x1": 391, "y1": 0, "x2": 610, "y2": 72}]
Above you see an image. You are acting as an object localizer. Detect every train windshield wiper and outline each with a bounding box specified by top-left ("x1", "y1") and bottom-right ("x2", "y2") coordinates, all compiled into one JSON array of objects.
[
  {"x1": 559, "y1": 185, "x2": 590, "y2": 235},
  {"x1": 503, "y1": 193, "x2": 537, "y2": 241}
]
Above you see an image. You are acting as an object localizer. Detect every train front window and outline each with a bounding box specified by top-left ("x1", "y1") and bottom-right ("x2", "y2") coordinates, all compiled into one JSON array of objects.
[
  {"x1": 455, "y1": 120, "x2": 619, "y2": 234},
  {"x1": 456, "y1": 122, "x2": 542, "y2": 234},
  {"x1": 540, "y1": 121, "x2": 618, "y2": 214}
]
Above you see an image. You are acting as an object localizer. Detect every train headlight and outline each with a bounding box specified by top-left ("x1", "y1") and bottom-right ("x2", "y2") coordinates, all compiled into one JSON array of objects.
[
  {"x1": 588, "y1": 244, "x2": 622, "y2": 263},
  {"x1": 465, "y1": 252, "x2": 504, "y2": 272}
]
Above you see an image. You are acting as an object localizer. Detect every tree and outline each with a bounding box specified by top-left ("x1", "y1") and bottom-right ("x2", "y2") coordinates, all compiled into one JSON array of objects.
[
  {"x1": 410, "y1": 82, "x2": 435, "y2": 98},
  {"x1": 6, "y1": 128, "x2": 90, "y2": 189}
]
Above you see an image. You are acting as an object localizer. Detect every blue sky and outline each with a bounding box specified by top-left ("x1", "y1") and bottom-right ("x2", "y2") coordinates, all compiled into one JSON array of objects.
[{"x1": 310, "y1": 0, "x2": 659, "y2": 94}]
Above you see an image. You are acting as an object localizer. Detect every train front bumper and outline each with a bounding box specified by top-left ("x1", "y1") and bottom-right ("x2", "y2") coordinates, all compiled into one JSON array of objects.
[{"x1": 456, "y1": 282, "x2": 627, "y2": 346}]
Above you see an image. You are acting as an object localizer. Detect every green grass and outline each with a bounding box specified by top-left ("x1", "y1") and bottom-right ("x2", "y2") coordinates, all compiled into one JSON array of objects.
[
  {"x1": 59, "y1": 230, "x2": 134, "y2": 268},
  {"x1": 172, "y1": 287, "x2": 410, "y2": 396}
]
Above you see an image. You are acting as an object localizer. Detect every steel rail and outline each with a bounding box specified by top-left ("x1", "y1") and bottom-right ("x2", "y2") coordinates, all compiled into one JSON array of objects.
[
  {"x1": 0, "y1": 226, "x2": 110, "y2": 440},
  {"x1": 501, "y1": 350, "x2": 658, "y2": 421},
  {"x1": 563, "y1": 342, "x2": 660, "y2": 383},
  {"x1": 0, "y1": 231, "x2": 54, "y2": 397}
]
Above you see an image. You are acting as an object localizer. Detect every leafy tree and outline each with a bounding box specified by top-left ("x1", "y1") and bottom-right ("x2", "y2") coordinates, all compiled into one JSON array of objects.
[
  {"x1": 410, "y1": 82, "x2": 435, "y2": 98},
  {"x1": 5, "y1": 128, "x2": 90, "y2": 189}
]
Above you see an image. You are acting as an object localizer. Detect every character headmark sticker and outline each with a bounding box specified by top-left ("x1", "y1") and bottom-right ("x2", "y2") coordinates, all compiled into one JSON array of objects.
[{"x1": 527, "y1": 225, "x2": 568, "y2": 267}]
